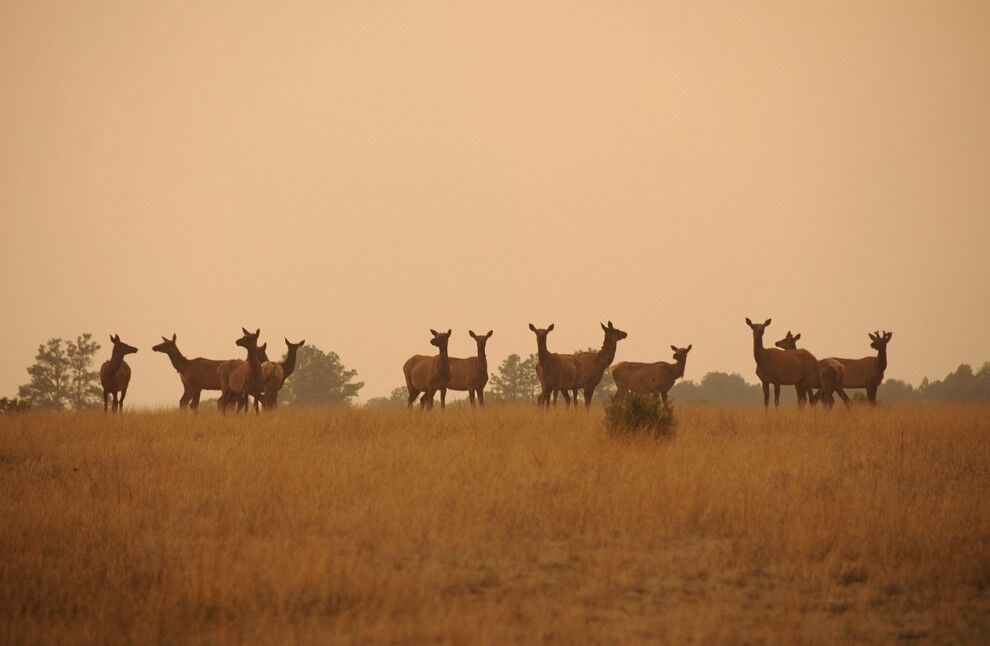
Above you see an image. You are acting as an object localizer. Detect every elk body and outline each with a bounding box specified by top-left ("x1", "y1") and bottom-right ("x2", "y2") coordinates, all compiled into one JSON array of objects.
[
  {"x1": 774, "y1": 331, "x2": 847, "y2": 409},
  {"x1": 746, "y1": 318, "x2": 818, "y2": 408},
  {"x1": 152, "y1": 334, "x2": 227, "y2": 410},
  {"x1": 613, "y1": 344, "x2": 691, "y2": 406},
  {"x1": 100, "y1": 334, "x2": 137, "y2": 413},
  {"x1": 403, "y1": 329, "x2": 452, "y2": 409},
  {"x1": 529, "y1": 324, "x2": 578, "y2": 407},
  {"x1": 570, "y1": 321, "x2": 627, "y2": 407},
  {"x1": 218, "y1": 328, "x2": 265, "y2": 414},
  {"x1": 446, "y1": 330, "x2": 493, "y2": 407}
]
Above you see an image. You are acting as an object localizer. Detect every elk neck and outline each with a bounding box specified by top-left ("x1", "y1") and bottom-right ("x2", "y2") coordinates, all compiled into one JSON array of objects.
[
  {"x1": 475, "y1": 344, "x2": 488, "y2": 379},
  {"x1": 536, "y1": 336, "x2": 552, "y2": 365},
  {"x1": 436, "y1": 343, "x2": 451, "y2": 379},
  {"x1": 674, "y1": 355, "x2": 687, "y2": 380},
  {"x1": 596, "y1": 336, "x2": 618, "y2": 370},
  {"x1": 752, "y1": 331, "x2": 766, "y2": 365},
  {"x1": 282, "y1": 345, "x2": 301, "y2": 378},
  {"x1": 163, "y1": 345, "x2": 189, "y2": 374},
  {"x1": 106, "y1": 347, "x2": 127, "y2": 374},
  {"x1": 876, "y1": 343, "x2": 888, "y2": 374},
  {"x1": 246, "y1": 344, "x2": 262, "y2": 379}
]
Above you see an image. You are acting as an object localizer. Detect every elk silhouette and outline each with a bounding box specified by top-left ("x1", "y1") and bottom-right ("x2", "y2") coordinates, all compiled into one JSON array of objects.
[
  {"x1": 446, "y1": 330, "x2": 493, "y2": 407},
  {"x1": 570, "y1": 321, "x2": 627, "y2": 408},
  {"x1": 152, "y1": 334, "x2": 227, "y2": 411},
  {"x1": 218, "y1": 328, "x2": 265, "y2": 414},
  {"x1": 100, "y1": 334, "x2": 137, "y2": 413},
  {"x1": 529, "y1": 324, "x2": 578, "y2": 408},
  {"x1": 805, "y1": 331, "x2": 892, "y2": 405},
  {"x1": 745, "y1": 318, "x2": 818, "y2": 408},
  {"x1": 403, "y1": 329, "x2": 452, "y2": 409},
  {"x1": 774, "y1": 331, "x2": 846, "y2": 408},
  {"x1": 613, "y1": 344, "x2": 691, "y2": 407}
]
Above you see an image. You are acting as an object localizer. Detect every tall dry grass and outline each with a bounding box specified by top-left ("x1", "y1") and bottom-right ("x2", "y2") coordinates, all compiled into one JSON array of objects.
[{"x1": 1, "y1": 405, "x2": 988, "y2": 643}]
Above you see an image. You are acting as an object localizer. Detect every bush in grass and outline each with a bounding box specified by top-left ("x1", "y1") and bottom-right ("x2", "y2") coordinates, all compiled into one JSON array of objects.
[{"x1": 604, "y1": 392, "x2": 676, "y2": 438}]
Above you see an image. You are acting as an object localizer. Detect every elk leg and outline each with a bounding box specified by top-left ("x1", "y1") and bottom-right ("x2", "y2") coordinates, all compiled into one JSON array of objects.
[
  {"x1": 478, "y1": 390, "x2": 485, "y2": 407},
  {"x1": 103, "y1": 391, "x2": 109, "y2": 413},
  {"x1": 836, "y1": 388, "x2": 851, "y2": 408},
  {"x1": 762, "y1": 382, "x2": 770, "y2": 408},
  {"x1": 773, "y1": 383, "x2": 781, "y2": 408},
  {"x1": 407, "y1": 388, "x2": 420, "y2": 409},
  {"x1": 118, "y1": 387, "x2": 127, "y2": 412},
  {"x1": 539, "y1": 386, "x2": 551, "y2": 408},
  {"x1": 179, "y1": 390, "x2": 191, "y2": 410},
  {"x1": 468, "y1": 391, "x2": 476, "y2": 407},
  {"x1": 191, "y1": 390, "x2": 201, "y2": 411},
  {"x1": 111, "y1": 391, "x2": 119, "y2": 413},
  {"x1": 583, "y1": 388, "x2": 593, "y2": 408},
  {"x1": 440, "y1": 388, "x2": 447, "y2": 409},
  {"x1": 866, "y1": 386, "x2": 878, "y2": 405},
  {"x1": 661, "y1": 391, "x2": 669, "y2": 408},
  {"x1": 796, "y1": 385, "x2": 807, "y2": 408}
]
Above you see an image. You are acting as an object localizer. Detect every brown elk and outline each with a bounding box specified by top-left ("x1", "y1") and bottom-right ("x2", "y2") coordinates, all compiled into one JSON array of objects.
[
  {"x1": 252, "y1": 338, "x2": 305, "y2": 412},
  {"x1": 570, "y1": 321, "x2": 627, "y2": 407},
  {"x1": 152, "y1": 334, "x2": 227, "y2": 410},
  {"x1": 745, "y1": 318, "x2": 818, "y2": 408},
  {"x1": 446, "y1": 330, "x2": 493, "y2": 407},
  {"x1": 403, "y1": 329, "x2": 452, "y2": 409},
  {"x1": 529, "y1": 324, "x2": 578, "y2": 408},
  {"x1": 613, "y1": 344, "x2": 691, "y2": 407},
  {"x1": 218, "y1": 328, "x2": 265, "y2": 414},
  {"x1": 826, "y1": 331, "x2": 893, "y2": 405},
  {"x1": 100, "y1": 334, "x2": 137, "y2": 413},
  {"x1": 774, "y1": 331, "x2": 847, "y2": 409}
]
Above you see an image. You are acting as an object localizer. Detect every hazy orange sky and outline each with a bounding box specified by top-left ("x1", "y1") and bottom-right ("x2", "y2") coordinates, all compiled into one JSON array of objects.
[{"x1": 2, "y1": 1, "x2": 988, "y2": 406}]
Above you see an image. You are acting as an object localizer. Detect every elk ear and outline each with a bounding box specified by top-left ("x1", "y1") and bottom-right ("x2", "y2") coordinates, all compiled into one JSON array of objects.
[
  {"x1": 430, "y1": 329, "x2": 439, "y2": 336},
  {"x1": 745, "y1": 318, "x2": 753, "y2": 327},
  {"x1": 242, "y1": 327, "x2": 250, "y2": 335},
  {"x1": 486, "y1": 330, "x2": 493, "y2": 338},
  {"x1": 687, "y1": 344, "x2": 692, "y2": 351},
  {"x1": 529, "y1": 323, "x2": 537, "y2": 332},
  {"x1": 671, "y1": 345, "x2": 677, "y2": 352},
  {"x1": 763, "y1": 319, "x2": 772, "y2": 327},
  {"x1": 469, "y1": 330, "x2": 477, "y2": 339},
  {"x1": 601, "y1": 322, "x2": 608, "y2": 332},
  {"x1": 885, "y1": 332, "x2": 893, "y2": 341},
  {"x1": 608, "y1": 320, "x2": 614, "y2": 328},
  {"x1": 161, "y1": 336, "x2": 169, "y2": 343},
  {"x1": 171, "y1": 333, "x2": 177, "y2": 342},
  {"x1": 298, "y1": 339, "x2": 305, "y2": 346},
  {"x1": 110, "y1": 334, "x2": 116, "y2": 343},
  {"x1": 254, "y1": 329, "x2": 260, "y2": 336},
  {"x1": 793, "y1": 333, "x2": 801, "y2": 341},
  {"x1": 868, "y1": 332, "x2": 877, "y2": 341},
  {"x1": 547, "y1": 323, "x2": 554, "y2": 331},
  {"x1": 446, "y1": 329, "x2": 451, "y2": 336}
]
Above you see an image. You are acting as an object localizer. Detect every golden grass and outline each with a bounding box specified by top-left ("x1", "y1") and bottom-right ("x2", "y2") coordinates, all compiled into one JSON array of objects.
[{"x1": 1, "y1": 405, "x2": 988, "y2": 643}]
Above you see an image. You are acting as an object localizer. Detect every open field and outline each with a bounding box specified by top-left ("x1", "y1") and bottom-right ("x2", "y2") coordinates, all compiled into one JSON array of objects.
[{"x1": 1, "y1": 405, "x2": 988, "y2": 643}]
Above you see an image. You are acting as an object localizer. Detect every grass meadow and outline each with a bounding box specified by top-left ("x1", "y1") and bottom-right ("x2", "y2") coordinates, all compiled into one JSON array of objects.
[{"x1": 1, "y1": 404, "x2": 988, "y2": 643}]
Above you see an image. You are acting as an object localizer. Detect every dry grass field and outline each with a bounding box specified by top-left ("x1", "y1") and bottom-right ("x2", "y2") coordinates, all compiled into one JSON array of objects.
[{"x1": 1, "y1": 405, "x2": 988, "y2": 643}]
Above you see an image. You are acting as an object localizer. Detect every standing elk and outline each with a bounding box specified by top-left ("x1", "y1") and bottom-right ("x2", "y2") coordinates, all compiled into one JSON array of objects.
[
  {"x1": 745, "y1": 318, "x2": 818, "y2": 408},
  {"x1": 252, "y1": 338, "x2": 305, "y2": 411},
  {"x1": 613, "y1": 344, "x2": 691, "y2": 407},
  {"x1": 823, "y1": 331, "x2": 893, "y2": 405},
  {"x1": 218, "y1": 328, "x2": 265, "y2": 414},
  {"x1": 570, "y1": 321, "x2": 627, "y2": 408},
  {"x1": 403, "y1": 329, "x2": 452, "y2": 409},
  {"x1": 447, "y1": 330, "x2": 493, "y2": 407},
  {"x1": 529, "y1": 324, "x2": 578, "y2": 408},
  {"x1": 152, "y1": 333, "x2": 226, "y2": 411},
  {"x1": 100, "y1": 334, "x2": 138, "y2": 413},
  {"x1": 774, "y1": 331, "x2": 847, "y2": 408}
]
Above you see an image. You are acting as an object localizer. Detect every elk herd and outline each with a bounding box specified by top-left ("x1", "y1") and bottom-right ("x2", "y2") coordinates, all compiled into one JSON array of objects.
[{"x1": 96, "y1": 318, "x2": 893, "y2": 413}]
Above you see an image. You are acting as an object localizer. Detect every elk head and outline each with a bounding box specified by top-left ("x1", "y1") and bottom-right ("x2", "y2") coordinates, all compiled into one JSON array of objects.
[
  {"x1": 256, "y1": 343, "x2": 269, "y2": 363},
  {"x1": 601, "y1": 320, "x2": 628, "y2": 342},
  {"x1": 236, "y1": 327, "x2": 261, "y2": 351},
  {"x1": 869, "y1": 330, "x2": 893, "y2": 351},
  {"x1": 285, "y1": 338, "x2": 306, "y2": 352},
  {"x1": 774, "y1": 331, "x2": 801, "y2": 350},
  {"x1": 429, "y1": 328, "x2": 451, "y2": 351},
  {"x1": 110, "y1": 334, "x2": 138, "y2": 356},
  {"x1": 469, "y1": 330, "x2": 493, "y2": 354},
  {"x1": 671, "y1": 344, "x2": 692, "y2": 362},
  {"x1": 152, "y1": 333, "x2": 178, "y2": 354},
  {"x1": 745, "y1": 317, "x2": 772, "y2": 339},
  {"x1": 528, "y1": 323, "x2": 555, "y2": 345}
]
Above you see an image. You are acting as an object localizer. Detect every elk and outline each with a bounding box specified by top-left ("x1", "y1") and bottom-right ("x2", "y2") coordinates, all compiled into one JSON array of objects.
[
  {"x1": 446, "y1": 330, "x2": 493, "y2": 407},
  {"x1": 828, "y1": 331, "x2": 893, "y2": 405},
  {"x1": 151, "y1": 333, "x2": 227, "y2": 410},
  {"x1": 252, "y1": 338, "x2": 305, "y2": 411},
  {"x1": 218, "y1": 328, "x2": 265, "y2": 414},
  {"x1": 529, "y1": 324, "x2": 578, "y2": 408},
  {"x1": 403, "y1": 329, "x2": 452, "y2": 409},
  {"x1": 100, "y1": 334, "x2": 137, "y2": 413},
  {"x1": 570, "y1": 321, "x2": 628, "y2": 407},
  {"x1": 745, "y1": 318, "x2": 818, "y2": 408},
  {"x1": 774, "y1": 331, "x2": 847, "y2": 409},
  {"x1": 613, "y1": 344, "x2": 691, "y2": 407}
]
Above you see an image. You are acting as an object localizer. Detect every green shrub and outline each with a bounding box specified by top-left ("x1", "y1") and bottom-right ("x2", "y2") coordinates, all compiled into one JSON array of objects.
[{"x1": 604, "y1": 392, "x2": 676, "y2": 438}]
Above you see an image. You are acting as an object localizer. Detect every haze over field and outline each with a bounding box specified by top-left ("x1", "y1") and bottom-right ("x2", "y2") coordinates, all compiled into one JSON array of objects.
[{"x1": 1, "y1": 1, "x2": 988, "y2": 406}]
